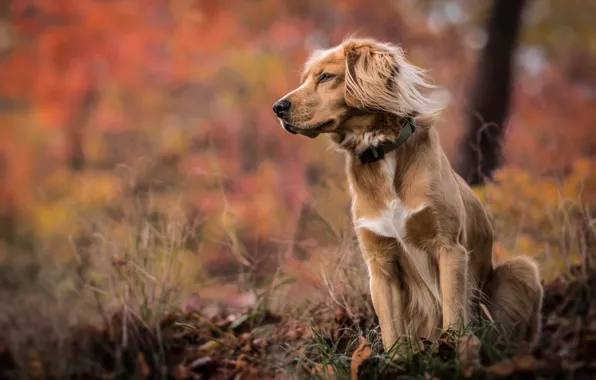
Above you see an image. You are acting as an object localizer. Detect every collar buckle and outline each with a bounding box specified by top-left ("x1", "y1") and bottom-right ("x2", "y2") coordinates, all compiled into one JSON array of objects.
[
  {"x1": 371, "y1": 147, "x2": 383, "y2": 159},
  {"x1": 359, "y1": 146, "x2": 385, "y2": 164},
  {"x1": 357, "y1": 117, "x2": 416, "y2": 164}
]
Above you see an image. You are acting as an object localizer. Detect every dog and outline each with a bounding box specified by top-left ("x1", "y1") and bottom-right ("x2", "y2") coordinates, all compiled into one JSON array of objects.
[{"x1": 273, "y1": 38, "x2": 543, "y2": 351}]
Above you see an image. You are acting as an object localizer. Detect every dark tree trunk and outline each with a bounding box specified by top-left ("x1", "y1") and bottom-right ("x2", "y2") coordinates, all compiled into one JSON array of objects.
[
  {"x1": 456, "y1": 0, "x2": 527, "y2": 185},
  {"x1": 69, "y1": 89, "x2": 99, "y2": 171}
]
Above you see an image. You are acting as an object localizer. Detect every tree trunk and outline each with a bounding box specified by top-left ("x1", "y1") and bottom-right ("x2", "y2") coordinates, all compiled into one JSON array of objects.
[
  {"x1": 456, "y1": 0, "x2": 527, "y2": 185},
  {"x1": 69, "y1": 89, "x2": 99, "y2": 171}
]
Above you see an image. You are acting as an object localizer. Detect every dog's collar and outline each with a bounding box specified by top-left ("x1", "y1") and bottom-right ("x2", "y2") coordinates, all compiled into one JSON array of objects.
[{"x1": 358, "y1": 117, "x2": 416, "y2": 164}]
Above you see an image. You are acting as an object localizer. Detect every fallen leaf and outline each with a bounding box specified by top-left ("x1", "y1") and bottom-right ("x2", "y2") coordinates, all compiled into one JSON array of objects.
[
  {"x1": 351, "y1": 336, "x2": 372, "y2": 380},
  {"x1": 512, "y1": 355, "x2": 539, "y2": 371},
  {"x1": 189, "y1": 356, "x2": 214, "y2": 370},
  {"x1": 285, "y1": 330, "x2": 300, "y2": 340},
  {"x1": 137, "y1": 352, "x2": 150, "y2": 378},
  {"x1": 252, "y1": 338, "x2": 268, "y2": 350},
  {"x1": 198, "y1": 340, "x2": 222, "y2": 352},
  {"x1": 314, "y1": 363, "x2": 335, "y2": 376},
  {"x1": 333, "y1": 306, "x2": 350, "y2": 344},
  {"x1": 487, "y1": 360, "x2": 514, "y2": 377}
]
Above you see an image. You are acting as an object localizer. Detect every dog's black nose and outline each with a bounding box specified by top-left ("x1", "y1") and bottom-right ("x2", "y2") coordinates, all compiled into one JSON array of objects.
[{"x1": 273, "y1": 100, "x2": 291, "y2": 117}]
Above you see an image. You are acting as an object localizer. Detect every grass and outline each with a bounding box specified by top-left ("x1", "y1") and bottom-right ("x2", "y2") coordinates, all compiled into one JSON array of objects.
[
  {"x1": 0, "y1": 184, "x2": 207, "y2": 378},
  {"x1": 1, "y1": 229, "x2": 595, "y2": 379},
  {"x1": 0, "y1": 162, "x2": 595, "y2": 379},
  {"x1": 294, "y1": 319, "x2": 526, "y2": 379}
]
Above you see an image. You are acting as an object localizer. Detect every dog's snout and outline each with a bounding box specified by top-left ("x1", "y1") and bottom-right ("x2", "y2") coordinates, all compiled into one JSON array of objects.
[{"x1": 273, "y1": 100, "x2": 291, "y2": 118}]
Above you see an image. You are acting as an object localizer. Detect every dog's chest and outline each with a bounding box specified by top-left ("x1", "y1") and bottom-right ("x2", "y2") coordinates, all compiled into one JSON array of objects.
[
  {"x1": 351, "y1": 155, "x2": 441, "y2": 315},
  {"x1": 355, "y1": 199, "x2": 417, "y2": 241},
  {"x1": 351, "y1": 156, "x2": 425, "y2": 242}
]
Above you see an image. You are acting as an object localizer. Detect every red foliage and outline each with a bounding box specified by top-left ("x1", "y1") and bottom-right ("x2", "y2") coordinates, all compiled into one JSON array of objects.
[{"x1": 0, "y1": 0, "x2": 594, "y2": 275}]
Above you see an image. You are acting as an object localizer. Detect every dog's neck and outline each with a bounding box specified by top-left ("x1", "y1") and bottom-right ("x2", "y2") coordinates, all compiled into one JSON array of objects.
[
  {"x1": 331, "y1": 112, "x2": 428, "y2": 156},
  {"x1": 332, "y1": 112, "x2": 437, "y2": 188}
]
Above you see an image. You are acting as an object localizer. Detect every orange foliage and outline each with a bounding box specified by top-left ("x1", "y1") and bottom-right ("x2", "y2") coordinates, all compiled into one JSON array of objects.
[
  {"x1": 0, "y1": 0, "x2": 594, "y2": 284},
  {"x1": 475, "y1": 158, "x2": 596, "y2": 280}
]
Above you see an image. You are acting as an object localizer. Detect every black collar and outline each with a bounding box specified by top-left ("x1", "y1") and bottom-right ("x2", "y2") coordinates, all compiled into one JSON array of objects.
[{"x1": 358, "y1": 117, "x2": 416, "y2": 164}]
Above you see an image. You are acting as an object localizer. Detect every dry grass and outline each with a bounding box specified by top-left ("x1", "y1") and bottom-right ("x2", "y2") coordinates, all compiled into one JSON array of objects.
[
  {"x1": 0, "y1": 184, "x2": 205, "y2": 378},
  {"x1": 0, "y1": 161, "x2": 595, "y2": 379}
]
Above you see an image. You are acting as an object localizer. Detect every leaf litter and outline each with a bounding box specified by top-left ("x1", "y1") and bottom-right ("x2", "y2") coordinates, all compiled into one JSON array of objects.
[{"x1": 1, "y1": 266, "x2": 596, "y2": 379}]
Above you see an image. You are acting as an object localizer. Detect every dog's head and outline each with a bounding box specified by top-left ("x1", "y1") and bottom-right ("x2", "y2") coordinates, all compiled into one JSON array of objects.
[{"x1": 273, "y1": 38, "x2": 437, "y2": 141}]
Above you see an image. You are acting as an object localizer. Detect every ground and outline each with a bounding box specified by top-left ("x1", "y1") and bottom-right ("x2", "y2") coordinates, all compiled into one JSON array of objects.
[{"x1": 1, "y1": 264, "x2": 595, "y2": 380}]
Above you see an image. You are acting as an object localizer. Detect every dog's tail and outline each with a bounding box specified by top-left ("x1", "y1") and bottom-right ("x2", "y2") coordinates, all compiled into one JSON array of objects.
[{"x1": 482, "y1": 256, "x2": 543, "y2": 347}]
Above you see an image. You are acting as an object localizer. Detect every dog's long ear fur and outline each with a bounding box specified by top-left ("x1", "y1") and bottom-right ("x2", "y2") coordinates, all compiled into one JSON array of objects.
[{"x1": 344, "y1": 39, "x2": 439, "y2": 118}]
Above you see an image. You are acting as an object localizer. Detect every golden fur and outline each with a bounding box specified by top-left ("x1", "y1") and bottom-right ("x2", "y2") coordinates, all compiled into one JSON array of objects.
[{"x1": 274, "y1": 38, "x2": 543, "y2": 351}]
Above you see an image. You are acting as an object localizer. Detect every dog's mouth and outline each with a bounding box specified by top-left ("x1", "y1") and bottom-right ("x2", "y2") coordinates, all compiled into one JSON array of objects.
[{"x1": 281, "y1": 119, "x2": 334, "y2": 139}]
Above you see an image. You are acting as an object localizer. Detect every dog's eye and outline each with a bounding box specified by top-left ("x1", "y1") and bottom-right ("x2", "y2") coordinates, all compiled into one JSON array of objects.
[{"x1": 318, "y1": 73, "x2": 336, "y2": 84}]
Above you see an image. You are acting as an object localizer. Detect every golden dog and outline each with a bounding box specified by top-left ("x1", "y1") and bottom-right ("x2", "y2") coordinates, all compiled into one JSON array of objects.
[{"x1": 273, "y1": 38, "x2": 543, "y2": 351}]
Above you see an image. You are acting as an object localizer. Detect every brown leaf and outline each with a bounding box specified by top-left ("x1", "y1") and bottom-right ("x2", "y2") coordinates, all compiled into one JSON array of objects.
[
  {"x1": 300, "y1": 326, "x2": 313, "y2": 339},
  {"x1": 458, "y1": 332, "x2": 480, "y2": 377},
  {"x1": 487, "y1": 360, "x2": 515, "y2": 377},
  {"x1": 314, "y1": 363, "x2": 335, "y2": 376},
  {"x1": 334, "y1": 306, "x2": 348, "y2": 323},
  {"x1": 333, "y1": 306, "x2": 350, "y2": 342},
  {"x1": 285, "y1": 329, "x2": 300, "y2": 340},
  {"x1": 236, "y1": 354, "x2": 250, "y2": 369},
  {"x1": 512, "y1": 355, "x2": 539, "y2": 371},
  {"x1": 289, "y1": 325, "x2": 307, "y2": 338},
  {"x1": 252, "y1": 338, "x2": 268, "y2": 350},
  {"x1": 137, "y1": 352, "x2": 150, "y2": 378},
  {"x1": 351, "y1": 336, "x2": 372, "y2": 380}
]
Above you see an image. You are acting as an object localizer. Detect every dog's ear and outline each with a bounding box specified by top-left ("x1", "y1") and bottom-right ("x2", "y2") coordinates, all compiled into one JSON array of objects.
[
  {"x1": 344, "y1": 41, "x2": 395, "y2": 110},
  {"x1": 343, "y1": 40, "x2": 439, "y2": 117}
]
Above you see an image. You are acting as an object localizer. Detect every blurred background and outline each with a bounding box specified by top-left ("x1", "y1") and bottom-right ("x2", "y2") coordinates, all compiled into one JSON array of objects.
[{"x1": 0, "y1": 0, "x2": 595, "y2": 330}]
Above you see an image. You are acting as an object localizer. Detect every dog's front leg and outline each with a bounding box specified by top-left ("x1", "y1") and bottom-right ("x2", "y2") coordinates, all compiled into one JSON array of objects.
[
  {"x1": 358, "y1": 229, "x2": 404, "y2": 351},
  {"x1": 368, "y1": 262, "x2": 404, "y2": 350},
  {"x1": 439, "y1": 244, "x2": 469, "y2": 330}
]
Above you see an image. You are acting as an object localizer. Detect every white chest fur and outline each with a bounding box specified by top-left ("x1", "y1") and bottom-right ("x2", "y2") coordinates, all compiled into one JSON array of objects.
[
  {"x1": 355, "y1": 199, "x2": 425, "y2": 242},
  {"x1": 352, "y1": 154, "x2": 426, "y2": 243}
]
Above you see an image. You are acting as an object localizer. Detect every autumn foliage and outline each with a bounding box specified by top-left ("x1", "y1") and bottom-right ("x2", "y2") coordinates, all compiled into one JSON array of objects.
[
  {"x1": 0, "y1": 0, "x2": 595, "y2": 378},
  {"x1": 0, "y1": 2, "x2": 595, "y2": 376}
]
